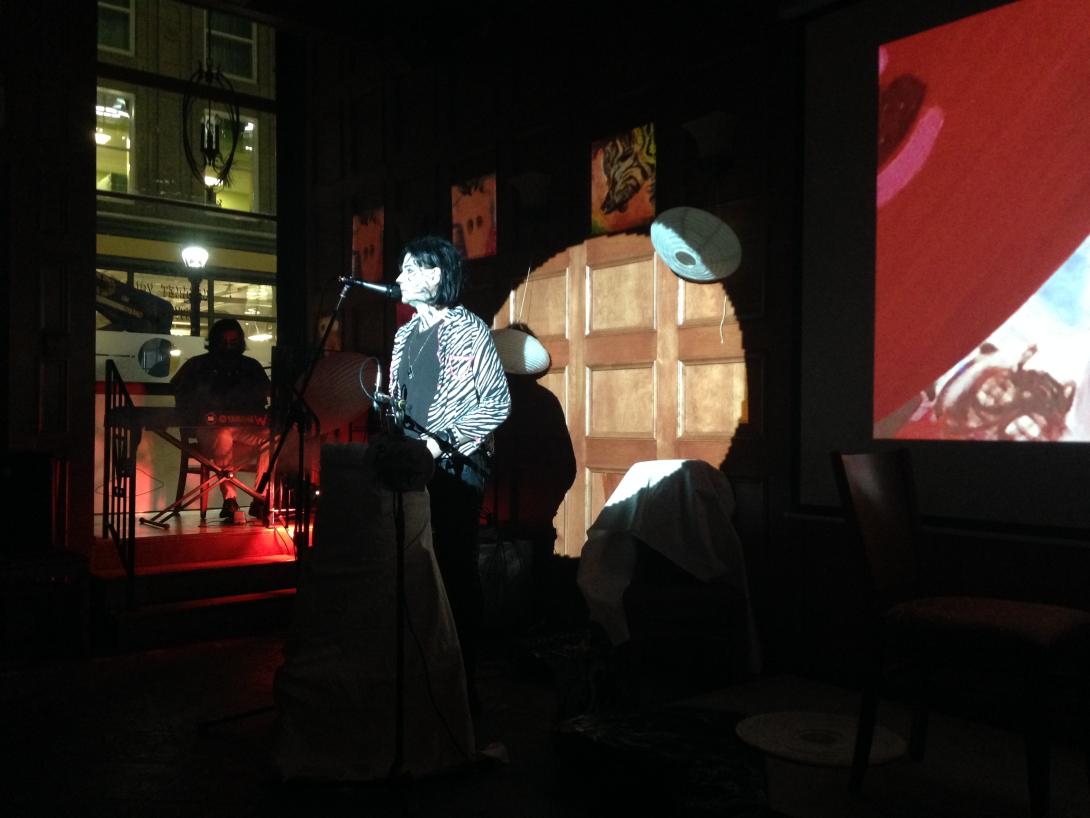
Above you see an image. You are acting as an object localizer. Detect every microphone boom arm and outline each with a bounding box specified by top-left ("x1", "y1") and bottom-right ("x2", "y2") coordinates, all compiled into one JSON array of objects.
[{"x1": 338, "y1": 277, "x2": 402, "y2": 300}]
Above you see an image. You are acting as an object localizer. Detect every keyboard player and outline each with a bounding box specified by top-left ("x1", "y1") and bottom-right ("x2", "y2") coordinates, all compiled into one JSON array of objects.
[{"x1": 170, "y1": 318, "x2": 270, "y2": 521}]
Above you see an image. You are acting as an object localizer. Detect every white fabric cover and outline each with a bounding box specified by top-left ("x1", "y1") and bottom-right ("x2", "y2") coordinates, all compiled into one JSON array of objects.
[
  {"x1": 272, "y1": 443, "x2": 474, "y2": 781},
  {"x1": 576, "y1": 459, "x2": 762, "y2": 673}
]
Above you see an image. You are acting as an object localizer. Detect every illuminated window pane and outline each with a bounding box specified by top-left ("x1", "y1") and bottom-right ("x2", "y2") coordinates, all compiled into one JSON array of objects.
[
  {"x1": 95, "y1": 88, "x2": 132, "y2": 192},
  {"x1": 213, "y1": 280, "x2": 276, "y2": 321},
  {"x1": 214, "y1": 279, "x2": 278, "y2": 353},
  {"x1": 130, "y1": 272, "x2": 206, "y2": 337},
  {"x1": 94, "y1": 267, "x2": 276, "y2": 343},
  {"x1": 241, "y1": 318, "x2": 277, "y2": 361},
  {"x1": 95, "y1": 268, "x2": 128, "y2": 331}
]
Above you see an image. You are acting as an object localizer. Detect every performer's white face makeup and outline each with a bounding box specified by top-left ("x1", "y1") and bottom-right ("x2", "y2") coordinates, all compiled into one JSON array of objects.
[{"x1": 396, "y1": 254, "x2": 442, "y2": 308}]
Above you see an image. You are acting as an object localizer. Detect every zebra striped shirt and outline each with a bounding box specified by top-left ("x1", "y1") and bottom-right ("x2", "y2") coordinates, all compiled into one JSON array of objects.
[{"x1": 391, "y1": 305, "x2": 511, "y2": 460}]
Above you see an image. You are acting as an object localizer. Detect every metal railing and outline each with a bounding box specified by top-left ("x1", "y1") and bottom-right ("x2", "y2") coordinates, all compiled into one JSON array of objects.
[{"x1": 102, "y1": 359, "x2": 138, "y2": 609}]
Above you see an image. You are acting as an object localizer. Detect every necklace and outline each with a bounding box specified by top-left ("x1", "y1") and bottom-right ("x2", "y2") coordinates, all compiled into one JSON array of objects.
[{"x1": 404, "y1": 321, "x2": 440, "y2": 381}]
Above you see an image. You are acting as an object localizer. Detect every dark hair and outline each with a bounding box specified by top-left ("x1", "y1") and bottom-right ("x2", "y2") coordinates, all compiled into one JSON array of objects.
[
  {"x1": 207, "y1": 318, "x2": 247, "y2": 354},
  {"x1": 400, "y1": 235, "x2": 463, "y2": 308}
]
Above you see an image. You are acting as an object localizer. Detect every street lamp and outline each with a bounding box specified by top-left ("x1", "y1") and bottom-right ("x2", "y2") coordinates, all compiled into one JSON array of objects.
[{"x1": 181, "y1": 245, "x2": 209, "y2": 336}]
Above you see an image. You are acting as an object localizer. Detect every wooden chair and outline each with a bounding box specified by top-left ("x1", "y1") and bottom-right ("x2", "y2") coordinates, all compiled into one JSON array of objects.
[
  {"x1": 174, "y1": 428, "x2": 211, "y2": 521},
  {"x1": 832, "y1": 449, "x2": 1090, "y2": 818}
]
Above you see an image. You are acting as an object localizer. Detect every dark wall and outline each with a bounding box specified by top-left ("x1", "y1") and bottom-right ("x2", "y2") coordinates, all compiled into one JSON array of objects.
[
  {"x1": 2, "y1": 0, "x2": 98, "y2": 554},
  {"x1": 299, "y1": 5, "x2": 788, "y2": 338},
  {"x1": 296, "y1": 5, "x2": 807, "y2": 666},
  {"x1": 292, "y1": 0, "x2": 1090, "y2": 678},
  {"x1": 6, "y1": 0, "x2": 1083, "y2": 675}
]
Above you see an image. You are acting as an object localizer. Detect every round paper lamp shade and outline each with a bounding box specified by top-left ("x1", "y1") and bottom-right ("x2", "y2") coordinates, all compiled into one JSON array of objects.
[
  {"x1": 298, "y1": 352, "x2": 377, "y2": 430},
  {"x1": 651, "y1": 206, "x2": 742, "y2": 282},
  {"x1": 491, "y1": 327, "x2": 550, "y2": 375}
]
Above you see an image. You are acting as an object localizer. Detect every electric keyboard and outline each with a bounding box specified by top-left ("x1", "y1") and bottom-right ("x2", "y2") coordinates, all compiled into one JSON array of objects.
[{"x1": 107, "y1": 405, "x2": 270, "y2": 429}]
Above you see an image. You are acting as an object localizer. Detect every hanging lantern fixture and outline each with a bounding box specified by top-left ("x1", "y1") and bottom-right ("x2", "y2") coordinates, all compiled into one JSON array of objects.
[{"x1": 181, "y1": 22, "x2": 243, "y2": 204}]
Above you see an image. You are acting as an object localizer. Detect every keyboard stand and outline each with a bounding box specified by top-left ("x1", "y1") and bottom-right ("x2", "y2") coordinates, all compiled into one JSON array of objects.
[{"x1": 138, "y1": 427, "x2": 268, "y2": 530}]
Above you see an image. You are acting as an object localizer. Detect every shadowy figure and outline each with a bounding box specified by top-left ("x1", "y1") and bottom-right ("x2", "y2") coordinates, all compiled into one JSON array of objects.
[
  {"x1": 484, "y1": 323, "x2": 576, "y2": 629},
  {"x1": 171, "y1": 318, "x2": 270, "y2": 520}
]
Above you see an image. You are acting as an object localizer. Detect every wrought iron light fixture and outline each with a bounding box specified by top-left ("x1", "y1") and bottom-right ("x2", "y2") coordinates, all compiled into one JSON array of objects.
[{"x1": 181, "y1": 22, "x2": 242, "y2": 205}]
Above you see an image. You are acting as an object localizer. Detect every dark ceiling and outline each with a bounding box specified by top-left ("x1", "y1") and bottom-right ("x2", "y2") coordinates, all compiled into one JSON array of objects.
[{"x1": 192, "y1": 0, "x2": 849, "y2": 42}]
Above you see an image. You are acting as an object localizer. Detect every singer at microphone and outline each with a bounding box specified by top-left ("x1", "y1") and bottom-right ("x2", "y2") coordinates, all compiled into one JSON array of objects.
[
  {"x1": 388, "y1": 235, "x2": 510, "y2": 711},
  {"x1": 339, "y1": 277, "x2": 402, "y2": 299}
]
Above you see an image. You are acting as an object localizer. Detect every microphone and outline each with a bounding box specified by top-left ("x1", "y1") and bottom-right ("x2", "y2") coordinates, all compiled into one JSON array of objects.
[
  {"x1": 372, "y1": 363, "x2": 383, "y2": 414},
  {"x1": 338, "y1": 277, "x2": 402, "y2": 299},
  {"x1": 394, "y1": 384, "x2": 406, "y2": 429}
]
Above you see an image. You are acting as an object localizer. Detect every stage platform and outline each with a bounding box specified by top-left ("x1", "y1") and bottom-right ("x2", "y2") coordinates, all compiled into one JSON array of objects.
[{"x1": 89, "y1": 509, "x2": 300, "y2": 653}]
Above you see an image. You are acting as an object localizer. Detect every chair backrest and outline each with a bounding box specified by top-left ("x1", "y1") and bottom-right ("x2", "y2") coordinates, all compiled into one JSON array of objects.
[
  {"x1": 178, "y1": 428, "x2": 204, "y2": 473},
  {"x1": 831, "y1": 449, "x2": 920, "y2": 611}
]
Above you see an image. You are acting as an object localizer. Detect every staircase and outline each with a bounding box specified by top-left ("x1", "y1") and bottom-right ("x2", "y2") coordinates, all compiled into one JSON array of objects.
[{"x1": 91, "y1": 513, "x2": 299, "y2": 653}]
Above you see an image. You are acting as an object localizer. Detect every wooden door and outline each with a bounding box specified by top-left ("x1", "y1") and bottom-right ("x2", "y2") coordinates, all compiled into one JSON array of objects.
[{"x1": 495, "y1": 233, "x2": 745, "y2": 556}]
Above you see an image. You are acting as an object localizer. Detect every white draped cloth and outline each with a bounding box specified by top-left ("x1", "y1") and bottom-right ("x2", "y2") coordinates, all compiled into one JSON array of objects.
[{"x1": 576, "y1": 459, "x2": 762, "y2": 674}]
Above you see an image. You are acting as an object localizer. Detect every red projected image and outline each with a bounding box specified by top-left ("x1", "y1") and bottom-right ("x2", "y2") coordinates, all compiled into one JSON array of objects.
[{"x1": 873, "y1": 0, "x2": 1090, "y2": 442}]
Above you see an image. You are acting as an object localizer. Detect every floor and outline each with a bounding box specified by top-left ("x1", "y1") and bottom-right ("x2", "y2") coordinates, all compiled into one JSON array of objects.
[
  {"x1": 2, "y1": 622, "x2": 1088, "y2": 818},
  {"x1": 126, "y1": 503, "x2": 286, "y2": 534},
  {"x1": 1, "y1": 630, "x2": 591, "y2": 818},
  {"x1": 7, "y1": 512, "x2": 1090, "y2": 818},
  {"x1": 688, "y1": 676, "x2": 1090, "y2": 818}
]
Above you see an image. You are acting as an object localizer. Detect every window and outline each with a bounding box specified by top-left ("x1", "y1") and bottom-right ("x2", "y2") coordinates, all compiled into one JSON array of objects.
[
  {"x1": 95, "y1": 6, "x2": 274, "y2": 211},
  {"x1": 134, "y1": 271, "x2": 208, "y2": 337},
  {"x1": 95, "y1": 268, "x2": 129, "y2": 331},
  {"x1": 92, "y1": 3, "x2": 278, "y2": 529},
  {"x1": 96, "y1": 268, "x2": 276, "y2": 345},
  {"x1": 208, "y1": 11, "x2": 256, "y2": 83},
  {"x1": 94, "y1": 81, "x2": 271, "y2": 211},
  {"x1": 95, "y1": 88, "x2": 133, "y2": 192},
  {"x1": 215, "y1": 280, "x2": 278, "y2": 358},
  {"x1": 97, "y1": 0, "x2": 133, "y2": 55},
  {"x1": 140, "y1": 272, "x2": 278, "y2": 342}
]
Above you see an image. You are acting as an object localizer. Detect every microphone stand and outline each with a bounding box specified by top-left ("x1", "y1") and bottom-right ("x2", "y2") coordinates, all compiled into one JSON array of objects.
[
  {"x1": 371, "y1": 387, "x2": 482, "y2": 779},
  {"x1": 380, "y1": 388, "x2": 488, "y2": 483},
  {"x1": 402, "y1": 417, "x2": 489, "y2": 483},
  {"x1": 370, "y1": 387, "x2": 413, "y2": 780},
  {"x1": 200, "y1": 283, "x2": 384, "y2": 738},
  {"x1": 255, "y1": 278, "x2": 352, "y2": 553}
]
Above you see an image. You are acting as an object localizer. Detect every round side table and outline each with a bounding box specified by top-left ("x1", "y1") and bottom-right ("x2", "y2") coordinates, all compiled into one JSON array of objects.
[{"x1": 735, "y1": 711, "x2": 906, "y2": 817}]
